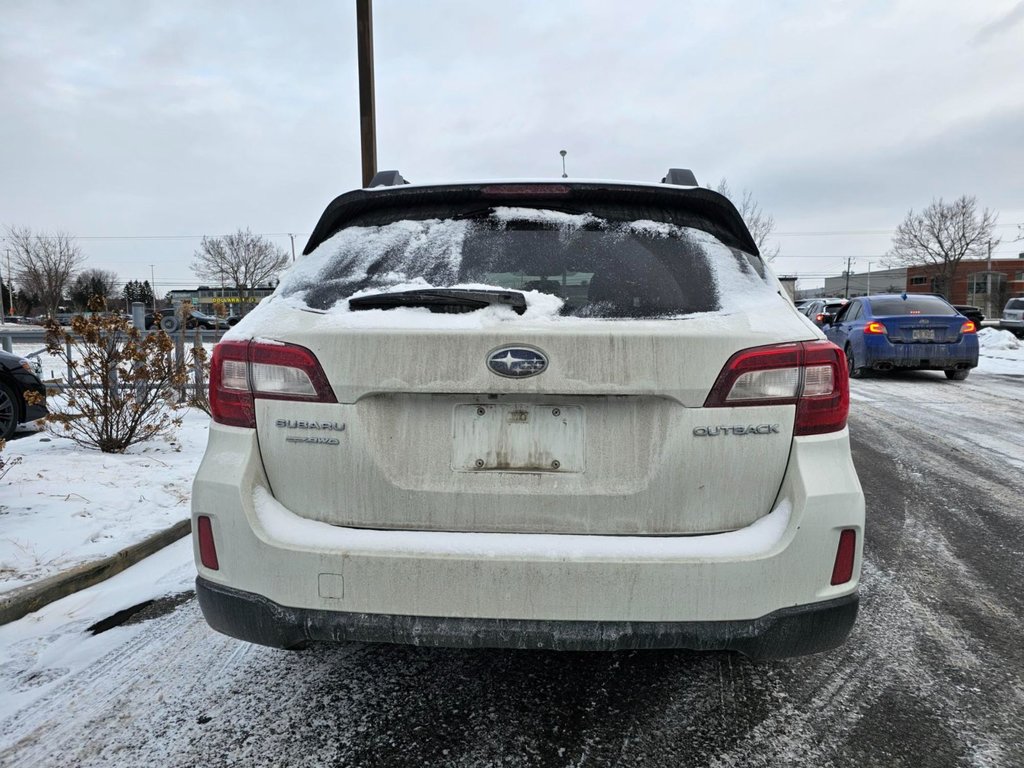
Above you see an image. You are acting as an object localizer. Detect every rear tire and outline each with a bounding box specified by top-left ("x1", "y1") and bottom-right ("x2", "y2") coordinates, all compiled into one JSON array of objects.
[
  {"x1": 846, "y1": 346, "x2": 866, "y2": 379},
  {"x1": 159, "y1": 316, "x2": 180, "y2": 332},
  {"x1": 945, "y1": 368, "x2": 969, "y2": 381}
]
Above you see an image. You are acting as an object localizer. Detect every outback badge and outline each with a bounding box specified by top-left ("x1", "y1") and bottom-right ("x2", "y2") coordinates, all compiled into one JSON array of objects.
[{"x1": 487, "y1": 346, "x2": 548, "y2": 378}]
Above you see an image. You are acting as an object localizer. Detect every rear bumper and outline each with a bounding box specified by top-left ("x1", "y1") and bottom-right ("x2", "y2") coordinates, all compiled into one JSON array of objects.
[
  {"x1": 192, "y1": 424, "x2": 864, "y2": 658},
  {"x1": 196, "y1": 576, "x2": 859, "y2": 658},
  {"x1": 860, "y1": 335, "x2": 978, "y2": 369}
]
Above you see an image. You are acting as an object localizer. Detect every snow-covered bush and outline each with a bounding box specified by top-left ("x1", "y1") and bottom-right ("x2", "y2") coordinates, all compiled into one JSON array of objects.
[{"x1": 43, "y1": 301, "x2": 185, "y2": 453}]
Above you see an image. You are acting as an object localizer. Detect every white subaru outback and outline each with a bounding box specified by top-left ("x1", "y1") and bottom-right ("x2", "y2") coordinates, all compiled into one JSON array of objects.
[{"x1": 192, "y1": 170, "x2": 864, "y2": 659}]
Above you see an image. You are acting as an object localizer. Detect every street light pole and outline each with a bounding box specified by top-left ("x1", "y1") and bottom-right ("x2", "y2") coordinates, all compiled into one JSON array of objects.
[
  {"x1": 867, "y1": 261, "x2": 872, "y2": 297},
  {"x1": 356, "y1": 0, "x2": 377, "y2": 188}
]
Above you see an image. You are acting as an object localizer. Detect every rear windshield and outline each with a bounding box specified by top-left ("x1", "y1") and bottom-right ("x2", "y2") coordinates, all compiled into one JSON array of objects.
[
  {"x1": 278, "y1": 206, "x2": 772, "y2": 319},
  {"x1": 869, "y1": 296, "x2": 957, "y2": 316},
  {"x1": 1006, "y1": 298, "x2": 1024, "y2": 311}
]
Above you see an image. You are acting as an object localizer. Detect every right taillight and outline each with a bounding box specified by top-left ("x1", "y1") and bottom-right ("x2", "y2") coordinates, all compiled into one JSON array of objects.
[
  {"x1": 960, "y1": 321, "x2": 976, "y2": 334},
  {"x1": 704, "y1": 340, "x2": 849, "y2": 436},
  {"x1": 209, "y1": 340, "x2": 337, "y2": 428}
]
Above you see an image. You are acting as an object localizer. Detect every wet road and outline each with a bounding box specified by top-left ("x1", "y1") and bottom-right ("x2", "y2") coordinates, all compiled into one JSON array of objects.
[{"x1": 2, "y1": 371, "x2": 1023, "y2": 767}]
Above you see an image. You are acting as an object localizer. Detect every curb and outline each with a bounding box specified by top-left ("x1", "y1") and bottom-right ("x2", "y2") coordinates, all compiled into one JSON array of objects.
[{"x1": 0, "y1": 518, "x2": 192, "y2": 626}]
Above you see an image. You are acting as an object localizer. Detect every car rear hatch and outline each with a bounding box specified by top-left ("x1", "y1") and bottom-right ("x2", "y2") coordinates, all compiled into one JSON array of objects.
[
  {"x1": 216, "y1": 184, "x2": 847, "y2": 536},
  {"x1": 870, "y1": 295, "x2": 974, "y2": 343}
]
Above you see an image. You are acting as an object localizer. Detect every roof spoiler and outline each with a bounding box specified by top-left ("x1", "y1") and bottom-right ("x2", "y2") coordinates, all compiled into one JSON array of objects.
[
  {"x1": 661, "y1": 168, "x2": 698, "y2": 186},
  {"x1": 367, "y1": 170, "x2": 410, "y2": 187}
]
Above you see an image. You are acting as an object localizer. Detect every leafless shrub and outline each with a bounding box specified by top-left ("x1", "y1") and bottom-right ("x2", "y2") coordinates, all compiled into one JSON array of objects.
[{"x1": 43, "y1": 298, "x2": 186, "y2": 453}]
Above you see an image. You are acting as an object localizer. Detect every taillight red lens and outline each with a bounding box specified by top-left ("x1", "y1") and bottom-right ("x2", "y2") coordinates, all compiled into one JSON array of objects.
[
  {"x1": 704, "y1": 340, "x2": 849, "y2": 436},
  {"x1": 864, "y1": 321, "x2": 886, "y2": 335},
  {"x1": 197, "y1": 515, "x2": 219, "y2": 570},
  {"x1": 960, "y1": 321, "x2": 976, "y2": 334},
  {"x1": 830, "y1": 529, "x2": 857, "y2": 585},
  {"x1": 209, "y1": 340, "x2": 337, "y2": 428}
]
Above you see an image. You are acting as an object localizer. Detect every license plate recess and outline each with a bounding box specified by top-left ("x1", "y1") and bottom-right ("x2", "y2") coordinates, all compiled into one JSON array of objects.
[
  {"x1": 452, "y1": 404, "x2": 585, "y2": 473},
  {"x1": 912, "y1": 329, "x2": 936, "y2": 341}
]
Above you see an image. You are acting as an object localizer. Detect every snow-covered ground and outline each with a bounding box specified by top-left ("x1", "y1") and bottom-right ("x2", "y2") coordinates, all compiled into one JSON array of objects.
[{"x1": 0, "y1": 408, "x2": 209, "y2": 594}]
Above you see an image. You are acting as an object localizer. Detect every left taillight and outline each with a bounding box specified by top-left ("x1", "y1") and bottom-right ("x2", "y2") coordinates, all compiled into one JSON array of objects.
[
  {"x1": 210, "y1": 340, "x2": 337, "y2": 428},
  {"x1": 704, "y1": 340, "x2": 850, "y2": 436}
]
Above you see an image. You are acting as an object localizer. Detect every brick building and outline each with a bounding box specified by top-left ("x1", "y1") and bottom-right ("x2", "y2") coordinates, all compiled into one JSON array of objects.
[{"x1": 905, "y1": 257, "x2": 1024, "y2": 316}]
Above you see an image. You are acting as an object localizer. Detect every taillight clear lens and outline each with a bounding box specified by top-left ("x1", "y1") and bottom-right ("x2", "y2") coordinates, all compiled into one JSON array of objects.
[
  {"x1": 705, "y1": 340, "x2": 849, "y2": 436},
  {"x1": 802, "y1": 365, "x2": 834, "y2": 397},
  {"x1": 251, "y1": 362, "x2": 317, "y2": 397},
  {"x1": 726, "y1": 367, "x2": 800, "y2": 401},
  {"x1": 221, "y1": 360, "x2": 248, "y2": 390},
  {"x1": 210, "y1": 340, "x2": 336, "y2": 428}
]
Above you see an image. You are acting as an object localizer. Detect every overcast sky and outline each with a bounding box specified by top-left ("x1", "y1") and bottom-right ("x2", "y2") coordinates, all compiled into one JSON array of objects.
[{"x1": 2, "y1": 0, "x2": 1023, "y2": 296}]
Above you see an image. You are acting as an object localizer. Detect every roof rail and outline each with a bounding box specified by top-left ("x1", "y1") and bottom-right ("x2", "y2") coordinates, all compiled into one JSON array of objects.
[
  {"x1": 368, "y1": 170, "x2": 410, "y2": 187},
  {"x1": 661, "y1": 168, "x2": 698, "y2": 186}
]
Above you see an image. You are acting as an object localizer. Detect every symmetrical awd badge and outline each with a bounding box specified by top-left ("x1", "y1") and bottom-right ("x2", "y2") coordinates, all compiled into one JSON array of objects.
[{"x1": 487, "y1": 346, "x2": 548, "y2": 378}]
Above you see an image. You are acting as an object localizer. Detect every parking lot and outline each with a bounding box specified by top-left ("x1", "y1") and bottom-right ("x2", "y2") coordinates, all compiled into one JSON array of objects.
[{"x1": 2, "y1": 369, "x2": 1021, "y2": 767}]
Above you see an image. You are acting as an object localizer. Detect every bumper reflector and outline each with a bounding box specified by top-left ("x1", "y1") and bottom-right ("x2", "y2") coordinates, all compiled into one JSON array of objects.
[
  {"x1": 830, "y1": 529, "x2": 856, "y2": 585},
  {"x1": 197, "y1": 516, "x2": 219, "y2": 571}
]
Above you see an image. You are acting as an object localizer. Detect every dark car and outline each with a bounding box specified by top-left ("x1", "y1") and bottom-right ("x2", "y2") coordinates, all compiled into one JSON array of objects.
[
  {"x1": 803, "y1": 299, "x2": 848, "y2": 327},
  {"x1": 920, "y1": 294, "x2": 984, "y2": 328},
  {"x1": 145, "y1": 310, "x2": 239, "y2": 331},
  {"x1": 824, "y1": 294, "x2": 979, "y2": 380},
  {"x1": 0, "y1": 350, "x2": 48, "y2": 440}
]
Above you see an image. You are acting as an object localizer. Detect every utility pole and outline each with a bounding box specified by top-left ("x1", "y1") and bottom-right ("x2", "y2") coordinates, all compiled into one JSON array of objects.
[
  {"x1": 985, "y1": 239, "x2": 993, "y2": 317},
  {"x1": 0, "y1": 247, "x2": 8, "y2": 324},
  {"x1": 289, "y1": 233, "x2": 296, "y2": 262},
  {"x1": 844, "y1": 257, "x2": 853, "y2": 299},
  {"x1": 356, "y1": 0, "x2": 377, "y2": 188},
  {"x1": 149, "y1": 264, "x2": 157, "y2": 313}
]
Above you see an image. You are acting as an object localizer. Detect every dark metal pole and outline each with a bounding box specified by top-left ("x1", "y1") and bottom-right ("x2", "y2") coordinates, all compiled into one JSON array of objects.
[{"x1": 356, "y1": 0, "x2": 377, "y2": 188}]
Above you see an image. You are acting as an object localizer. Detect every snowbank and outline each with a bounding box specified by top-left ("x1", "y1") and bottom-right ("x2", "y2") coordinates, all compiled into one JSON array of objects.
[{"x1": 976, "y1": 328, "x2": 1024, "y2": 375}]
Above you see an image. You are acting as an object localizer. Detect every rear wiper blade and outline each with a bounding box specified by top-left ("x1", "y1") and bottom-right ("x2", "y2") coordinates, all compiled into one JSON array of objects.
[{"x1": 348, "y1": 288, "x2": 528, "y2": 315}]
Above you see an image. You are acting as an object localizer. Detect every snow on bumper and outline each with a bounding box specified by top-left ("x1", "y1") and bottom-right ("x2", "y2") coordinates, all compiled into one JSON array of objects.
[{"x1": 192, "y1": 424, "x2": 863, "y2": 646}]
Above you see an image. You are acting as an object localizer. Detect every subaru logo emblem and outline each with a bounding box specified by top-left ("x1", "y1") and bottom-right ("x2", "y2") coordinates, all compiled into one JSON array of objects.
[{"x1": 487, "y1": 346, "x2": 548, "y2": 378}]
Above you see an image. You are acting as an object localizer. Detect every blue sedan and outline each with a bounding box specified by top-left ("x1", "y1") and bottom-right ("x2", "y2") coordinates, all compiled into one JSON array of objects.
[{"x1": 824, "y1": 294, "x2": 979, "y2": 380}]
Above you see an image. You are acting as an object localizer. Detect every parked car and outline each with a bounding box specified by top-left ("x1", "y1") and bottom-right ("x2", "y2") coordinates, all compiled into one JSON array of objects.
[
  {"x1": 145, "y1": 310, "x2": 239, "y2": 331},
  {"x1": 824, "y1": 294, "x2": 978, "y2": 380},
  {"x1": 192, "y1": 169, "x2": 864, "y2": 659},
  {"x1": 803, "y1": 299, "x2": 848, "y2": 327},
  {"x1": 1001, "y1": 296, "x2": 1024, "y2": 337},
  {"x1": 0, "y1": 350, "x2": 48, "y2": 440},
  {"x1": 921, "y1": 294, "x2": 984, "y2": 328}
]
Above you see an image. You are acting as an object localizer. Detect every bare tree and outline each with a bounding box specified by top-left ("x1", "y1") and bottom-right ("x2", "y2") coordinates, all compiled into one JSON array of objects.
[
  {"x1": 192, "y1": 229, "x2": 289, "y2": 299},
  {"x1": 714, "y1": 179, "x2": 779, "y2": 260},
  {"x1": 5, "y1": 227, "x2": 85, "y2": 314},
  {"x1": 886, "y1": 196, "x2": 999, "y2": 296},
  {"x1": 69, "y1": 268, "x2": 119, "y2": 310}
]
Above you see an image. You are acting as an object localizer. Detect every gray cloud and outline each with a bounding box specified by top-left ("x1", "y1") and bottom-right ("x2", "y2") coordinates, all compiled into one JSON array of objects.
[{"x1": 1, "y1": 0, "x2": 1022, "y2": 291}]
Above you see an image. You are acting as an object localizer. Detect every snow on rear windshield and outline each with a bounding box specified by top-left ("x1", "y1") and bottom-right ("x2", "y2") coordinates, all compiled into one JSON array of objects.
[{"x1": 277, "y1": 208, "x2": 775, "y2": 319}]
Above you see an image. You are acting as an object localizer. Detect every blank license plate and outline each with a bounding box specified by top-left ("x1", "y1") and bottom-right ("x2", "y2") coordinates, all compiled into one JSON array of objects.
[
  {"x1": 452, "y1": 404, "x2": 585, "y2": 472},
  {"x1": 912, "y1": 329, "x2": 936, "y2": 341}
]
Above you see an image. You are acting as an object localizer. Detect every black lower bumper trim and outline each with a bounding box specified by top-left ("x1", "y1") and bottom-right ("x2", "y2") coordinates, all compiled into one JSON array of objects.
[{"x1": 196, "y1": 577, "x2": 858, "y2": 659}]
